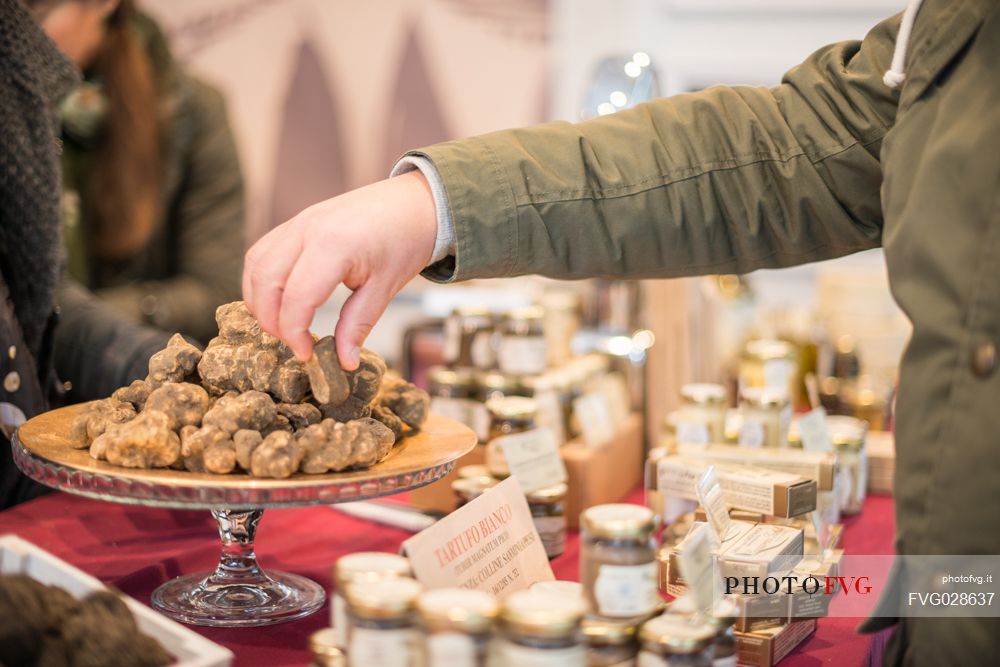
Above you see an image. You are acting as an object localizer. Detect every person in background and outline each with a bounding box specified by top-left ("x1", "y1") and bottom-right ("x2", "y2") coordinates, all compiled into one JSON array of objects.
[
  {"x1": 244, "y1": 2, "x2": 999, "y2": 664},
  {"x1": 26, "y1": 0, "x2": 244, "y2": 346},
  {"x1": 1, "y1": 0, "x2": 171, "y2": 508}
]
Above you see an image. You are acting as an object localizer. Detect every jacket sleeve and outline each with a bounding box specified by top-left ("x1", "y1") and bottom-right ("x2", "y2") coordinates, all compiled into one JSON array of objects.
[
  {"x1": 415, "y1": 15, "x2": 900, "y2": 283},
  {"x1": 54, "y1": 277, "x2": 170, "y2": 402},
  {"x1": 96, "y1": 79, "x2": 245, "y2": 342}
]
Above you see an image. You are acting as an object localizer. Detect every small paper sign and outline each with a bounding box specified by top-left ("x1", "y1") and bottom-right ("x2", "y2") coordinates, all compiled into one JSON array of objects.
[
  {"x1": 403, "y1": 477, "x2": 554, "y2": 598},
  {"x1": 676, "y1": 523, "x2": 720, "y2": 613},
  {"x1": 497, "y1": 428, "x2": 567, "y2": 494},
  {"x1": 696, "y1": 466, "x2": 731, "y2": 544},
  {"x1": 798, "y1": 407, "x2": 833, "y2": 452},
  {"x1": 574, "y1": 392, "x2": 615, "y2": 448}
]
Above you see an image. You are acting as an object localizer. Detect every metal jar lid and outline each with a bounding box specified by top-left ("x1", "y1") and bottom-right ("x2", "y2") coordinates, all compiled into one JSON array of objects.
[
  {"x1": 581, "y1": 503, "x2": 656, "y2": 540},
  {"x1": 486, "y1": 395, "x2": 538, "y2": 421},
  {"x1": 428, "y1": 366, "x2": 477, "y2": 390},
  {"x1": 639, "y1": 613, "x2": 716, "y2": 654},
  {"x1": 525, "y1": 482, "x2": 569, "y2": 505},
  {"x1": 451, "y1": 475, "x2": 499, "y2": 501},
  {"x1": 345, "y1": 577, "x2": 422, "y2": 621},
  {"x1": 680, "y1": 383, "x2": 727, "y2": 406},
  {"x1": 582, "y1": 616, "x2": 639, "y2": 647},
  {"x1": 739, "y1": 387, "x2": 789, "y2": 408},
  {"x1": 666, "y1": 595, "x2": 740, "y2": 630},
  {"x1": 308, "y1": 628, "x2": 346, "y2": 666},
  {"x1": 457, "y1": 464, "x2": 491, "y2": 479},
  {"x1": 334, "y1": 552, "x2": 412, "y2": 589},
  {"x1": 501, "y1": 589, "x2": 586, "y2": 640},
  {"x1": 476, "y1": 371, "x2": 528, "y2": 396},
  {"x1": 417, "y1": 587, "x2": 499, "y2": 635},
  {"x1": 827, "y1": 415, "x2": 867, "y2": 449},
  {"x1": 742, "y1": 339, "x2": 795, "y2": 362}
]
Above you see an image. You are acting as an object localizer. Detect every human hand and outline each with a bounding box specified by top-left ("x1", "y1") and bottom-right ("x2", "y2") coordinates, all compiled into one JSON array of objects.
[{"x1": 242, "y1": 171, "x2": 437, "y2": 370}]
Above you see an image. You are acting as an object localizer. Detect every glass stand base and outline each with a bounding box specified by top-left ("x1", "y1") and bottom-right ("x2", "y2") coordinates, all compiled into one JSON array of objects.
[{"x1": 152, "y1": 570, "x2": 325, "y2": 627}]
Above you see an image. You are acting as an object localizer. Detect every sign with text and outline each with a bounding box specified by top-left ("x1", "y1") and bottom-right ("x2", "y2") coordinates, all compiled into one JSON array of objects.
[
  {"x1": 498, "y1": 428, "x2": 567, "y2": 494},
  {"x1": 403, "y1": 477, "x2": 554, "y2": 599}
]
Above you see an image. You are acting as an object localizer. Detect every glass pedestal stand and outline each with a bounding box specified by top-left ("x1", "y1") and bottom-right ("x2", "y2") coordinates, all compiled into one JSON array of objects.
[{"x1": 13, "y1": 404, "x2": 476, "y2": 628}]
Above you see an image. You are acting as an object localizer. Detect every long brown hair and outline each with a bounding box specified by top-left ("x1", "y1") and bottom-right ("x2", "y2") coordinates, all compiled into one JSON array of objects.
[{"x1": 88, "y1": 0, "x2": 162, "y2": 260}]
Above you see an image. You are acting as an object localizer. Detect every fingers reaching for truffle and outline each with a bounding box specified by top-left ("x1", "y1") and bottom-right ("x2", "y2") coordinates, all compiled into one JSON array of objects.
[{"x1": 242, "y1": 171, "x2": 437, "y2": 370}]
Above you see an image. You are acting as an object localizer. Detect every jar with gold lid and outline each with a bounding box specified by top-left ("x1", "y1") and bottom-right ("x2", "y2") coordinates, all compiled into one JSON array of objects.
[
  {"x1": 345, "y1": 577, "x2": 423, "y2": 667},
  {"x1": 580, "y1": 504, "x2": 659, "y2": 620},
  {"x1": 526, "y1": 482, "x2": 568, "y2": 559},
  {"x1": 739, "y1": 339, "x2": 796, "y2": 396},
  {"x1": 309, "y1": 628, "x2": 347, "y2": 667},
  {"x1": 499, "y1": 306, "x2": 548, "y2": 375},
  {"x1": 665, "y1": 597, "x2": 739, "y2": 667},
  {"x1": 428, "y1": 366, "x2": 483, "y2": 437},
  {"x1": 485, "y1": 396, "x2": 538, "y2": 478},
  {"x1": 827, "y1": 415, "x2": 868, "y2": 515},
  {"x1": 738, "y1": 387, "x2": 790, "y2": 448},
  {"x1": 638, "y1": 614, "x2": 715, "y2": 667},
  {"x1": 452, "y1": 475, "x2": 499, "y2": 509},
  {"x1": 674, "y1": 383, "x2": 728, "y2": 445},
  {"x1": 583, "y1": 616, "x2": 640, "y2": 666},
  {"x1": 445, "y1": 306, "x2": 496, "y2": 369},
  {"x1": 476, "y1": 370, "x2": 530, "y2": 403},
  {"x1": 417, "y1": 588, "x2": 499, "y2": 667},
  {"x1": 332, "y1": 552, "x2": 412, "y2": 650},
  {"x1": 497, "y1": 589, "x2": 587, "y2": 665}
]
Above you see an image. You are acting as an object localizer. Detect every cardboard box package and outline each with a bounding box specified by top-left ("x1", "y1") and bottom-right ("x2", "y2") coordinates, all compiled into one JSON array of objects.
[
  {"x1": 677, "y1": 442, "x2": 837, "y2": 491},
  {"x1": 658, "y1": 456, "x2": 817, "y2": 518},
  {"x1": 736, "y1": 618, "x2": 817, "y2": 667},
  {"x1": 722, "y1": 524, "x2": 804, "y2": 579},
  {"x1": 867, "y1": 430, "x2": 895, "y2": 495}
]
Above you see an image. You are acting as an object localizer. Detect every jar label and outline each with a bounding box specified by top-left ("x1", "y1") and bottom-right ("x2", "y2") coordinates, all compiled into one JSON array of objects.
[
  {"x1": 431, "y1": 397, "x2": 487, "y2": 440},
  {"x1": 739, "y1": 419, "x2": 766, "y2": 448},
  {"x1": 427, "y1": 632, "x2": 478, "y2": 667},
  {"x1": 532, "y1": 514, "x2": 566, "y2": 558},
  {"x1": 499, "y1": 336, "x2": 548, "y2": 375},
  {"x1": 534, "y1": 390, "x2": 566, "y2": 446},
  {"x1": 496, "y1": 428, "x2": 567, "y2": 494},
  {"x1": 332, "y1": 592, "x2": 348, "y2": 649},
  {"x1": 349, "y1": 627, "x2": 417, "y2": 667},
  {"x1": 471, "y1": 402, "x2": 491, "y2": 442},
  {"x1": 676, "y1": 420, "x2": 711, "y2": 445},
  {"x1": 763, "y1": 358, "x2": 793, "y2": 391},
  {"x1": 594, "y1": 562, "x2": 659, "y2": 617},
  {"x1": 498, "y1": 639, "x2": 585, "y2": 667},
  {"x1": 471, "y1": 330, "x2": 496, "y2": 369}
]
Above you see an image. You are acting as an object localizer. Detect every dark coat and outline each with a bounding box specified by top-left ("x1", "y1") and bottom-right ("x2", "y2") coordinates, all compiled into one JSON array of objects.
[{"x1": 0, "y1": 0, "x2": 168, "y2": 509}]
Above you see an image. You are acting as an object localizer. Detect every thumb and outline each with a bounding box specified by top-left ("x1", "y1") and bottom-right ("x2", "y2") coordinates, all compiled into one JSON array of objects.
[{"x1": 334, "y1": 284, "x2": 391, "y2": 371}]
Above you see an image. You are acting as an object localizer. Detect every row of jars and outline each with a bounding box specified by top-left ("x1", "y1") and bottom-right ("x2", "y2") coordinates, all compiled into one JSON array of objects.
[
  {"x1": 444, "y1": 297, "x2": 581, "y2": 375},
  {"x1": 316, "y1": 503, "x2": 737, "y2": 667}
]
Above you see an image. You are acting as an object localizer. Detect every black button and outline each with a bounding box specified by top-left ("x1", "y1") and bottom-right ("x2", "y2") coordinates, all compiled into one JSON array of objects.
[{"x1": 971, "y1": 342, "x2": 997, "y2": 378}]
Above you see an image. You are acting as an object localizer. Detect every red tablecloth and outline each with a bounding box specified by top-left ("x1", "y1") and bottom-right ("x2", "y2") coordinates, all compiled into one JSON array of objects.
[{"x1": 0, "y1": 489, "x2": 896, "y2": 666}]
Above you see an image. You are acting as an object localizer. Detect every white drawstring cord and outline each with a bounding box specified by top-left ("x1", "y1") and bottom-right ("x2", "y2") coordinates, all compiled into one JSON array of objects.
[{"x1": 884, "y1": 0, "x2": 926, "y2": 88}]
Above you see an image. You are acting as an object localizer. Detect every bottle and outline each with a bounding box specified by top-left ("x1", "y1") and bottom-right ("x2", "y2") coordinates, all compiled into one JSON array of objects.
[
  {"x1": 345, "y1": 578, "x2": 423, "y2": 667},
  {"x1": 417, "y1": 587, "x2": 499, "y2": 667},
  {"x1": 580, "y1": 504, "x2": 659, "y2": 620},
  {"x1": 497, "y1": 589, "x2": 587, "y2": 665}
]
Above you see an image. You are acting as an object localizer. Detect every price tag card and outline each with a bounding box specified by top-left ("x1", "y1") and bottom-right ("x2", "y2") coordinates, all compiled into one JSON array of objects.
[
  {"x1": 497, "y1": 428, "x2": 567, "y2": 494},
  {"x1": 798, "y1": 407, "x2": 833, "y2": 452},
  {"x1": 695, "y1": 466, "x2": 732, "y2": 545},
  {"x1": 403, "y1": 476, "x2": 554, "y2": 598},
  {"x1": 574, "y1": 393, "x2": 615, "y2": 448},
  {"x1": 676, "y1": 523, "x2": 721, "y2": 612}
]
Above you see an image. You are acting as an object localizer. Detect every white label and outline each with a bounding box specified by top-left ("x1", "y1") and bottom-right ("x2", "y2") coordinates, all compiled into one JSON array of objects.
[
  {"x1": 663, "y1": 496, "x2": 697, "y2": 524},
  {"x1": 534, "y1": 390, "x2": 566, "y2": 447},
  {"x1": 798, "y1": 408, "x2": 832, "y2": 452},
  {"x1": 675, "y1": 522, "x2": 719, "y2": 613},
  {"x1": 594, "y1": 562, "x2": 659, "y2": 617},
  {"x1": 443, "y1": 318, "x2": 461, "y2": 364},
  {"x1": 763, "y1": 358, "x2": 793, "y2": 391},
  {"x1": 574, "y1": 393, "x2": 616, "y2": 448},
  {"x1": 349, "y1": 626, "x2": 417, "y2": 667},
  {"x1": 594, "y1": 372, "x2": 630, "y2": 427},
  {"x1": 739, "y1": 419, "x2": 765, "y2": 448},
  {"x1": 499, "y1": 336, "x2": 548, "y2": 375},
  {"x1": 497, "y1": 639, "x2": 585, "y2": 667},
  {"x1": 498, "y1": 428, "x2": 567, "y2": 494},
  {"x1": 696, "y1": 466, "x2": 731, "y2": 546},
  {"x1": 332, "y1": 592, "x2": 349, "y2": 649},
  {"x1": 676, "y1": 421, "x2": 711, "y2": 445},
  {"x1": 714, "y1": 656, "x2": 738, "y2": 667},
  {"x1": 470, "y1": 402, "x2": 491, "y2": 442},
  {"x1": 485, "y1": 438, "x2": 511, "y2": 477},
  {"x1": 426, "y1": 632, "x2": 477, "y2": 667},
  {"x1": 532, "y1": 514, "x2": 566, "y2": 558},
  {"x1": 470, "y1": 331, "x2": 495, "y2": 369}
]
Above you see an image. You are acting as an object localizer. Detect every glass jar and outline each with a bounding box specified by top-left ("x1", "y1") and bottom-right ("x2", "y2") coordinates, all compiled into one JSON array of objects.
[
  {"x1": 637, "y1": 614, "x2": 715, "y2": 667},
  {"x1": 583, "y1": 617, "x2": 639, "y2": 667},
  {"x1": 828, "y1": 415, "x2": 868, "y2": 515},
  {"x1": 417, "y1": 588, "x2": 499, "y2": 667},
  {"x1": 523, "y1": 372, "x2": 569, "y2": 446},
  {"x1": 485, "y1": 396, "x2": 538, "y2": 478},
  {"x1": 674, "y1": 384, "x2": 728, "y2": 445},
  {"x1": 457, "y1": 464, "x2": 491, "y2": 479},
  {"x1": 309, "y1": 628, "x2": 347, "y2": 667},
  {"x1": 452, "y1": 475, "x2": 499, "y2": 509},
  {"x1": 332, "y1": 552, "x2": 413, "y2": 650},
  {"x1": 445, "y1": 306, "x2": 496, "y2": 369},
  {"x1": 542, "y1": 290, "x2": 582, "y2": 367},
  {"x1": 476, "y1": 371, "x2": 530, "y2": 403},
  {"x1": 664, "y1": 597, "x2": 739, "y2": 667},
  {"x1": 428, "y1": 366, "x2": 483, "y2": 436},
  {"x1": 580, "y1": 504, "x2": 659, "y2": 620},
  {"x1": 738, "y1": 387, "x2": 790, "y2": 448},
  {"x1": 739, "y1": 339, "x2": 797, "y2": 398},
  {"x1": 499, "y1": 306, "x2": 548, "y2": 375},
  {"x1": 345, "y1": 577, "x2": 423, "y2": 667},
  {"x1": 498, "y1": 589, "x2": 587, "y2": 666},
  {"x1": 526, "y1": 483, "x2": 568, "y2": 559}
]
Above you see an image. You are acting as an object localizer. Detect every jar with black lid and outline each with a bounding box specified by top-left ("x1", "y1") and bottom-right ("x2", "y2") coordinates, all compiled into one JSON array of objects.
[{"x1": 526, "y1": 482, "x2": 568, "y2": 559}]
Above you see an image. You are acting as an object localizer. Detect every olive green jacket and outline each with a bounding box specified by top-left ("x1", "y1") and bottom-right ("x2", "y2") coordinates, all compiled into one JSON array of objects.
[
  {"x1": 414, "y1": 1, "x2": 1000, "y2": 663},
  {"x1": 60, "y1": 14, "x2": 244, "y2": 343}
]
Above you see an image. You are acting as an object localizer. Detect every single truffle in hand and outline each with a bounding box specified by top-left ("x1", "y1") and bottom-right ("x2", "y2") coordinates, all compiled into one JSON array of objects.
[
  {"x1": 147, "y1": 333, "x2": 201, "y2": 386},
  {"x1": 202, "y1": 390, "x2": 276, "y2": 434},
  {"x1": 250, "y1": 430, "x2": 303, "y2": 479},
  {"x1": 305, "y1": 336, "x2": 350, "y2": 406},
  {"x1": 90, "y1": 411, "x2": 180, "y2": 468},
  {"x1": 277, "y1": 402, "x2": 322, "y2": 430},
  {"x1": 234, "y1": 429, "x2": 263, "y2": 470},
  {"x1": 379, "y1": 376, "x2": 429, "y2": 429},
  {"x1": 70, "y1": 399, "x2": 136, "y2": 449},
  {"x1": 143, "y1": 382, "x2": 210, "y2": 430},
  {"x1": 111, "y1": 379, "x2": 152, "y2": 411}
]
